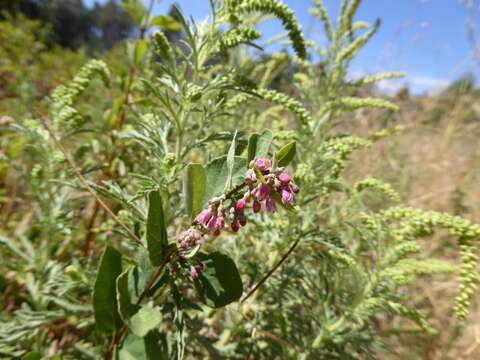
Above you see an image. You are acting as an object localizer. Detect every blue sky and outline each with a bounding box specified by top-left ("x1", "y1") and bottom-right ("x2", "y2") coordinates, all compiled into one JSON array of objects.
[{"x1": 86, "y1": 0, "x2": 480, "y2": 94}]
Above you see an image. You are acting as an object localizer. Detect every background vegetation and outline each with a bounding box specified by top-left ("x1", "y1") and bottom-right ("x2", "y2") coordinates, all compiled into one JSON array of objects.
[{"x1": 1, "y1": 0, "x2": 479, "y2": 359}]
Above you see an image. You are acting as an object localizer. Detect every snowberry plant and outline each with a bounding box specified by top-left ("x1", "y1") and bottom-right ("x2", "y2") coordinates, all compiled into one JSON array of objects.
[{"x1": 1, "y1": 0, "x2": 480, "y2": 359}]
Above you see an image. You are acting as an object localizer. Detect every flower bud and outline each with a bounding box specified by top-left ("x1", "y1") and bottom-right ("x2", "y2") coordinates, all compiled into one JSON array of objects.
[
  {"x1": 231, "y1": 220, "x2": 239, "y2": 232},
  {"x1": 239, "y1": 211, "x2": 247, "y2": 226},
  {"x1": 254, "y1": 158, "x2": 270, "y2": 172},
  {"x1": 257, "y1": 184, "x2": 270, "y2": 201},
  {"x1": 281, "y1": 189, "x2": 293, "y2": 205},
  {"x1": 190, "y1": 266, "x2": 199, "y2": 280},
  {"x1": 196, "y1": 207, "x2": 212, "y2": 225},
  {"x1": 278, "y1": 172, "x2": 291, "y2": 184},
  {"x1": 265, "y1": 196, "x2": 276, "y2": 212},
  {"x1": 290, "y1": 184, "x2": 300, "y2": 193},
  {"x1": 236, "y1": 198, "x2": 247, "y2": 210},
  {"x1": 246, "y1": 169, "x2": 257, "y2": 182},
  {"x1": 253, "y1": 199, "x2": 261, "y2": 213}
]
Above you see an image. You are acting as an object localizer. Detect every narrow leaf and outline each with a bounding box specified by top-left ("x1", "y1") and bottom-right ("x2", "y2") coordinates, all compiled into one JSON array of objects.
[
  {"x1": 150, "y1": 15, "x2": 180, "y2": 32},
  {"x1": 276, "y1": 141, "x2": 296, "y2": 167},
  {"x1": 183, "y1": 163, "x2": 206, "y2": 220},
  {"x1": 146, "y1": 191, "x2": 168, "y2": 266},
  {"x1": 225, "y1": 130, "x2": 238, "y2": 191},
  {"x1": 134, "y1": 39, "x2": 149, "y2": 66},
  {"x1": 93, "y1": 246, "x2": 123, "y2": 333}
]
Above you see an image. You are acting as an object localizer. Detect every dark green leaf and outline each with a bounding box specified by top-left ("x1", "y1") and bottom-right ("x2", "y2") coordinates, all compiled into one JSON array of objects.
[
  {"x1": 203, "y1": 156, "x2": 247, "y2": 207},
  {"x1": 276, "y1": 141, "x2": 296, "y2": 167},
  {"x1": 117, "y1": 267, "x2": 141, "y2": 322},
  {"x1": 183, "y1": 163, "x2": 206, "y2": 220},
  {"x1": 93, "y1": 246, "x2": 123, "y2": 333},
  {"x1": 247, "y1": 129, "x2": 273, "y2": 162},
  {"x1": 21, "y1": 353, "x2": 42, "y2": 360},
  {"x1": 146, "y1": 191, "x2": 168, "y2": 266},
  {"x1": 194, "y1": 252, "x2": 243, "y2": 308}
]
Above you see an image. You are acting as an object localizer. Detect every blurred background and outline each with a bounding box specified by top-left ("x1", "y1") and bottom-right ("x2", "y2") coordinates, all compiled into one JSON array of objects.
[{"x1": 1, "y1": 0, "x2": 480, "y2": 358}]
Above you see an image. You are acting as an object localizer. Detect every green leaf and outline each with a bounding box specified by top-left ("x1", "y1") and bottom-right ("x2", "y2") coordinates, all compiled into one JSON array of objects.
[
  {"x1": 150, "y1": 15, "x2": 180, "y2": 32},
  {"x1": 119, "y1": 331, "x2": 167, "y2": 360},
  {"x1": 129, "y1": 305, "x2": 163, "y2": 337},
  {"x1": 225, "y1": 131, "x2": 238, "y2": 191},
  {"x1": 93, "y1": 246, "x2": 123, "y2": 333},
  {"x1": 146, "y1": 191, "x2": 168, "y2": 266},
  {"x1": 203, "y1": 156, "x2": 247, "y2": 207},
  {"x1": 194, "y1": 252, "x2": 243, "y2": 308},
  {"x1": 276, "y1": 141, "x2": 296, "y2": 167},
  {"x1": 134, "y1": 39, "x2": 149, "y2": 66},
  {"x1": 117, "y1": 267, "x2": 141, "y2": 322},
  {"x1": 21, "y1": 353, "x2": 42, "y2": 360},
  {"x1": 121, "y1": 0, "x2": 147, "y2": 26},
  {"x1": 247, "y1": 129, "x2": 273, "y2": 162},
  {"x1": 183, "y1": 163, "x2": 206, "y2": 220}
]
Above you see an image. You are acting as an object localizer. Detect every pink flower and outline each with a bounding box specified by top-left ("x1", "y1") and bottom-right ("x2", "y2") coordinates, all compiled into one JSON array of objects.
[
  {"x1": 207, "y1": 216, "x2": 217, "y2": 230},
  {"x1": 196, "y1": 207, "x2": 212, "y2": 225},
  {"x1": 254, "y1": 158, "x2": 270, "y2": 172},
  {"x1": 190, "y1": 266, "x2": 199, "y2": 280},
  {"x1": 278, "y1": 172, "x2": 291, "y2": 184},
  {"x1": 214, "y1": 216, "x2": 225, "y2": 230},
  {"x1": 265, "y1": 196, "x2": 276, "y2": 212},
  {"x1": 236, "y1": 198, "x2": 246, "y2": 210},
  {"x1": 253, "y1": 199, "x2": 261, "y2": 213},
  {"x1": 257, "y1": 184, "x2": 270, "y2": 201},
  {"x1": 231, "y1": 220, "x2": 239, "y2": 232},
  {"x1": 281, "y1": 189, "x2": 293, "y2": 205}
]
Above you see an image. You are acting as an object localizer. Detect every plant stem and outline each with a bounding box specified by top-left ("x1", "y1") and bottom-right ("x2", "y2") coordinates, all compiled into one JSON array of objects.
[{"x1": 241, "y1": 237, "x2": 300, "y2": 303}]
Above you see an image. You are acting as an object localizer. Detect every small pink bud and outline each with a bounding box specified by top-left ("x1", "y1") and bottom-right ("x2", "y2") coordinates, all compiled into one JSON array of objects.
[
  {"x1": 254, "y1": 158, "x2": 270, "y2": 172},
  {"x1": 265, "y1": 196, "x2": 276, "y2": 212},
  {"x1": 215, "y1": 216, "x2": 225, "y2": 230},
  {"x1": 290, "y1": 184, "x2": 300, "y2": 193},
  {"x1": 195, "y1": 261, "x2": 204, "y2": 271},
  {"x1": 190, "y1": 266, "x2": 199, "y2": 280},
  {"x1": 196, "y1": 207, "x2": 212, "y2": 225},
  {"x1": 278, "y1": 172, "x2": 291, "y2": 184},
  {"x1": 231, "y1": 220, "x2": 239, "y2": 232},
  {"x1": 257, "y1": 184, "x2": 270, "y2": 201},
  {"x1": 236, "y1": 198, "x2": 246, "y2": 210},
  {"x1": 281, "y1": 189, "x2": 293, "y2": 205},
  {"x1": 207, "y1": 216, "x2": 217, "y2": 230},
  {"x1": 253, "y1": 199, "x2": 261, "y2": 213}
]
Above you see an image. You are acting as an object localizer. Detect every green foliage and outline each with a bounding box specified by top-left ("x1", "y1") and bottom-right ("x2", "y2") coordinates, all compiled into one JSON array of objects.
[{"x1": 0, "y1": 0, "x2": 479, "y2": 359}]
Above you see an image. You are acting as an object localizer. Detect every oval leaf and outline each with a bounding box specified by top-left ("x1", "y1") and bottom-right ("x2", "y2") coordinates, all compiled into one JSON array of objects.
[
  {"x1": 129, "y1": 305, "x2": 163, "y2": 337},
  {"x1": 194, "y1": 252, "x2": 243, "y2": 308},
  {"x1": 183, "y1": 163, "x2": 206, "y2": 220},
  {"x1": 93, "y1": 246, "x2": 123, "y2": 333},
  {"x1": 146, "y1": 191, "x2": 168, "y2": 266}
]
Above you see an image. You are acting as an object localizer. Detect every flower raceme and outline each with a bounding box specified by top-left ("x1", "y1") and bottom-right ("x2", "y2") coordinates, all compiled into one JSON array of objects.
[{"x1": 178, "y1": 158, "x2": 299, "y2": 279}]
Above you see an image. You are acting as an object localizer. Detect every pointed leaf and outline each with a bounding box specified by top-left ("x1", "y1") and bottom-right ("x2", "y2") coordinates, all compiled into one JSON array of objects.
[
  {"x1": 150, "y1": 15, "x2": 180, "y2": 32},
  {"x1": 247, "y1": 129, "x2": 273, "y2": 162},
  {"x1": 194, "y1": 252, "x2": 243, "y2": 308},
  {"x1": 146, "y1": 191, "x2": 168, "y2": 266},
  {"x1": 276, "y1": 141, "x2": 296, "y2": 167},
  {"x1": 134, "y1": 39, "x2": 149, "y2": 66},
  {"x1": 93, "y1": 246, "x2": 123, "y2": 333},
  {"x1": 183, "y1": 163, "x2": 206, "y2": 220}
]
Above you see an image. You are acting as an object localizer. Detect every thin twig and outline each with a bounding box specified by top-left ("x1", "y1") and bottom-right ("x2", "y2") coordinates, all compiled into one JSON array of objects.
[
  {"x1": 38, "y1": 116, "x2": 142, "y2": 245},
  {"x1": 241, "y1": 237, "x2": 300, "y2": 303}
]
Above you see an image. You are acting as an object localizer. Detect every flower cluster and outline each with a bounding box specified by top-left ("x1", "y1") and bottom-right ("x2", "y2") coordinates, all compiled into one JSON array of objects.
[{"x1": 178, "y1": 158, "x2": 299, "y2": 279}]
